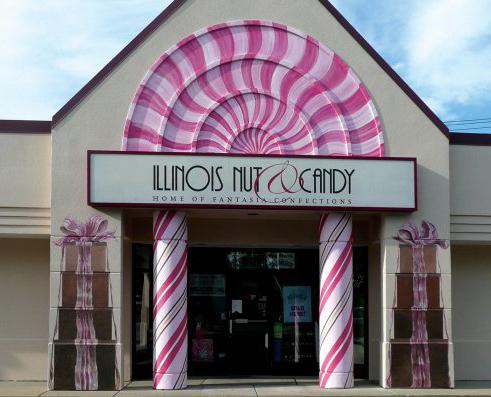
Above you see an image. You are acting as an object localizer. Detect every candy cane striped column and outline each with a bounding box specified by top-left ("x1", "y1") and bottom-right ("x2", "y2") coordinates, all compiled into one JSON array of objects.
[
  {"x1": 319, "y1": 213, "x2": 354, "y2": 388},
  {"x1": 153, "y1": 210, "x2": 188, "y2": 390}
]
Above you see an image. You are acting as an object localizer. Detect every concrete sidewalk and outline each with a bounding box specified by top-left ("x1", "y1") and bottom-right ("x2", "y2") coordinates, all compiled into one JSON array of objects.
[{"x1": 1, "y1": 378, "x2": 491, "y2": 397}]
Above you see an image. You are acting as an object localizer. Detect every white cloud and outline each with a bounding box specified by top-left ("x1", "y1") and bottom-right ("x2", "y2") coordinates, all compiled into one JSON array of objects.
[
  {"x1": 403, "y1": 0, "x2": 491, "y2": 119},
  {"x1": 331, "y1": 0, "x2": 491, "y2": 121},
  {"x1": 0, "y1": 0, "x2": 170, "y2": 119},
  {"x1": 0, "y1": 1, "x2": 52, "y2": 117}
]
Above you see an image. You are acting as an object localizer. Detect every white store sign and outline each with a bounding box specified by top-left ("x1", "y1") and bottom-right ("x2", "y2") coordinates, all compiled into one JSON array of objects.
[{"x1": 88, "y1": 151, "x2": 417, "y2": 211}]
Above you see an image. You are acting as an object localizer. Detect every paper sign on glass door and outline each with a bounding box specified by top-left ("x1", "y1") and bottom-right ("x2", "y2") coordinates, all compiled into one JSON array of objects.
[{"x1": 283, "y1": 286, "x2": 312, "y2": 323}]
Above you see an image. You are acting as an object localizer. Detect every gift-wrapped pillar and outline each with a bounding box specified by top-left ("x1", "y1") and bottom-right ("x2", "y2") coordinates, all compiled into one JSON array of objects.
[
  {"x1": 152, "y1": 210, "x2": 188, "y2": 389},
  {"x1": 48, "y1": 216, "x2": 120, "y2": 391},
  {"x1": 383, "y1": 220, "x2": 453, "y2": 388},
  {"x1": 319, "y1": 213, "x2": 354, "y2": 388}
]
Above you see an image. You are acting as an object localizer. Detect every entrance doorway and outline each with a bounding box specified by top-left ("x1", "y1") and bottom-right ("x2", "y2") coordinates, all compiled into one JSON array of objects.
[
  {"x1": 131, "y1": 245, "x2": 368, "y2": 379},
  {"x1": 188, "y1": 248, "x2": 319, "y2": 376}
]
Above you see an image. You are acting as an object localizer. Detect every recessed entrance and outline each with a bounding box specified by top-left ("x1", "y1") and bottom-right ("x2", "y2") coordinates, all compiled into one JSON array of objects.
[
  {"x1": 121, "y1": 16, "x2": 386, "y2": 390},
  {"x1": 131, "y1": 244, "x2": 368, "y2": 380}
]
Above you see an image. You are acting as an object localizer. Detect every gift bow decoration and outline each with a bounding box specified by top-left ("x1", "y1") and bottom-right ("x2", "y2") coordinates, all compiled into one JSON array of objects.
[
  {"x1": 394, "y1": 220, "x2": 448, "y2": 249},
  {"x1": 55, "y1": 215, "x2": 115, "y2": 247}
]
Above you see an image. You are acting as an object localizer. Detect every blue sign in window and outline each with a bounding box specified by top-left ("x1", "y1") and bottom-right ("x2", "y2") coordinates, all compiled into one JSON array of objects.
[{"x1": 283, "y1": 286, "x2": 312, "y2": 323}]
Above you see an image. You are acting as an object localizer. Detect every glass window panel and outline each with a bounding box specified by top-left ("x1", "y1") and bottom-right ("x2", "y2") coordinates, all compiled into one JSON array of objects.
[
  {"x1": 265, "y1": 252, "x2": 295, "y2": 269},
  {"x1": 190, "y1": 274, "x2": 226, "y2": 296},
  {"x1": 227, "y1": 250, "x2": 263, "y2": 269}
]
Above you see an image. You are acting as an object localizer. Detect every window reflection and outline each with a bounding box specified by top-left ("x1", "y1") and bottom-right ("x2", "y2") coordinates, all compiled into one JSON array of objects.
[
  {"x1": 132, "y1": 244, "x2": 154, "y2": 379},
  {"x1": 227, "y1": 250, "x2": 296, "y2": 270},
  {"x1": 353, "y1": 247, "x2": 368, "y2": 375},
  {"x1": 189, "y1": 274, "x2": 226, "y2": 364}
]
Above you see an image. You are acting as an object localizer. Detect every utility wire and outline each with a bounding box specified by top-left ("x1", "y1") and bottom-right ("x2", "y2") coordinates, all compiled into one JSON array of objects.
[
  {"x1": 445, "y1": 120, "x2": 491, "y2": 126},
  {"x1": 449, "y1": 126, "x2": 491, "y2": 131},
  {"x1": 444, "y1": 116, "x2": 491, "y2": 132},
  {"x1": 444, "y1": 117, "x2": 491, "y2": 124}
]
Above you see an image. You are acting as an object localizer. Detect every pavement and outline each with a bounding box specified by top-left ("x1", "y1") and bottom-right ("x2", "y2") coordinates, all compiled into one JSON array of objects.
[{"x1": 1, "y1": 378, "x2": 491, "y2": 397}]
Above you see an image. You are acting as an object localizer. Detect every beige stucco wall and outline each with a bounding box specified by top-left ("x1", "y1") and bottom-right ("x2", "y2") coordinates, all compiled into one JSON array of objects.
[
  {"x1": 0, "y1": 238, "x2": 50, "y2": 380},
  {"x1": 450, "y1": 144, "x2": 491, "y2": 242},
  {"x1": 452, "y1": 245, "x2": 491, "y2": 380},
  {"x1": 0, "y1": 133, "x2": 51, "y2": 236},
  {"x1": 449, "y1": 144, "x2": 491, "y2": 378},
  {"x1": 50, "y1": 0, "x2": 452, "y2": 384}
]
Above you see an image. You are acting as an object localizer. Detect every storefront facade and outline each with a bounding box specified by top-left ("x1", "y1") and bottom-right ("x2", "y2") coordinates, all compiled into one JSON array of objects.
[{"x1": 1, "y1": 0, "x2": 491, "y2": 392}]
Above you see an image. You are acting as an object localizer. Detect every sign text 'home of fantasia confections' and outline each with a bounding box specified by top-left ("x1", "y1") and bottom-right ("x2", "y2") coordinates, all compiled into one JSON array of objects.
[{"x1": 88, "y1": 151, "x2": 417, "y2": 211}]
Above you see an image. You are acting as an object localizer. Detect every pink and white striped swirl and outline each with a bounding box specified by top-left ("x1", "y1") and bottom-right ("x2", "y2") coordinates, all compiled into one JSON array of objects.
[
  {"x1": 319, "y1": 213, "x2": 354, "y2": 388},
  {"x1": 152, "y1": 210, "x2": 188, "y2": 390},
  {"x1": 123, "y1": 20, "x2": 383, "y2": 157}
]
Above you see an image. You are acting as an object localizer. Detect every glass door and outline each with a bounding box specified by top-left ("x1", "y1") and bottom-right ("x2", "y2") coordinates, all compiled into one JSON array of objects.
[
  {"x1": 353, "y1": 246, "x2": 369, "y2": 378},
  {"x1": 131, "y1": 244, "x2": 154, "y2": 380},
  {"x1": 224, "y1": 248, "x2": 319, "y2": 375},
  {"x1": 187, "y1": 248, "x2": 228, "y2": 375},
  {"x1": 227, "y1": 270, "x2": 270, "y2": 373}
]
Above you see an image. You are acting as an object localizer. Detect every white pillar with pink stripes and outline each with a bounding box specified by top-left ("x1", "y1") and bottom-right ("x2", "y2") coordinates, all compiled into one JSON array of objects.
[
  {"x1": 152, "y1": 210, "x2": 188, "y2": 390},
  {"x1": 319, "y1": 212, "x2": 354, "y2": 388}
]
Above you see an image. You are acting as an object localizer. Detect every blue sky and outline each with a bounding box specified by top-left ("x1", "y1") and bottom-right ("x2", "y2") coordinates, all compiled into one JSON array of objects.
[{"x1": 1, "y1": 0, "x2": 490, "y2": 132}]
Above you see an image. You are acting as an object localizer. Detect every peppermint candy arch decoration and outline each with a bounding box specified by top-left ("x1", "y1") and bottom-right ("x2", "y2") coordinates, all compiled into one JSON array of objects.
[
  {"x1": 123, "y1": 20, "x2": 385, "y2": 390},
  {"x1": 123, "y1": 20, "x2": 384, "y2": 157}
]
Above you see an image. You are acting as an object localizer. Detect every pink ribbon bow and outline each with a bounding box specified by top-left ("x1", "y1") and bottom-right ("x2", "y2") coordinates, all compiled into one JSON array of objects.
[
  {"x1": 394, "y1": 220, "x2": 448, "y2": 249},
  {"x1": 55, "y1": 215, "x2": 115, "y2": 246}
]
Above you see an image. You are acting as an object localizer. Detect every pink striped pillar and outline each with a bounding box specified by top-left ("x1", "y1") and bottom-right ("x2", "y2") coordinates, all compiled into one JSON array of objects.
[
  {"x1": 319, "y1": 213, "x2": 354, "y2": 388},
  {"x1": 152, "y1": 210, "x2": 188, "y2": 390}
]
